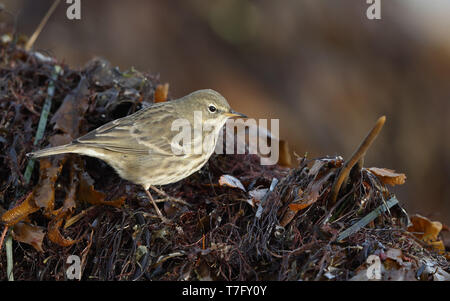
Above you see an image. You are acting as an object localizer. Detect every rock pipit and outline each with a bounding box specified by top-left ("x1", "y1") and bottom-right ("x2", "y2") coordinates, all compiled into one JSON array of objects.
[{"x1": 28, "y1": 89, "x2": 247, "y2": 222}]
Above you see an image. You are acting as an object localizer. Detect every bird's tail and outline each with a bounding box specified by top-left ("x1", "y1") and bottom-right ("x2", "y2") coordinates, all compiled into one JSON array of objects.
[{"x1": 27, "y1": 144, "x2": 78, "y2": 159}]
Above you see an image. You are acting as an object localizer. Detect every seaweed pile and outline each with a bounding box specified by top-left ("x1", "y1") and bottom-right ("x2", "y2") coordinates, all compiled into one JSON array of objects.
[{"x1": 0, "y1": 38, "x2": 448, "y2": 280}]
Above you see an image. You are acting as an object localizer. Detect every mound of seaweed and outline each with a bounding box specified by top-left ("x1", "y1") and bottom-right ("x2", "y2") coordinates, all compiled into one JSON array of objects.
[{"x1": 0, "y1": 38, "x2": 448, "y2": 280}]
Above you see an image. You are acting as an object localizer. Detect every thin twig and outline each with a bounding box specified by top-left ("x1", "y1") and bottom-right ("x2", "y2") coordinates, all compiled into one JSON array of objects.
[
  {"x1": 25, "y1": 0, "x2": 60, "y2": 51},
  {"x1": 0, "y1": 226, "x2": 8, "y2": 251},
  {"x1": 149, "y1": 185, "x2": 191, "y2": 207},
  {"x1": 329, "y1": 116, "x2": 386, "y2": 204}
]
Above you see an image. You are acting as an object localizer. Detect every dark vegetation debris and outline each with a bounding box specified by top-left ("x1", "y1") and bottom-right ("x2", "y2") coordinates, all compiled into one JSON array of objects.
[{"x1": 0, "y1": 37, "x2": 448, "y2": 280}]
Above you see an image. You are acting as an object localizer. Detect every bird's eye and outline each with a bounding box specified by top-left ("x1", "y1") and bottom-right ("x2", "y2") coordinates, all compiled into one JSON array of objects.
[{"x1": 208, "y1": 105, "x2": 217, "y2": 113}]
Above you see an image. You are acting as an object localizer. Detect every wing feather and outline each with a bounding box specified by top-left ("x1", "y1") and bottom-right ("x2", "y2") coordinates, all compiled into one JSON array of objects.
[{"x1": 74, "y1": 102, "x2": 179, "y2": 156}]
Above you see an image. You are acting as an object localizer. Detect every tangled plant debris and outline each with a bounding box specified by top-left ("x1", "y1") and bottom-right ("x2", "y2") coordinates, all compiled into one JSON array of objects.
[{"x1": 0, "y1": 37, "x2": 448, "y2": 280}]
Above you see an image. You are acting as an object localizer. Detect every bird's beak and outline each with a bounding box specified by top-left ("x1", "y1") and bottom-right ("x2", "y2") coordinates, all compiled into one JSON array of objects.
[{"x1": 225, "y1": 110, "x2": 247, "y2": 118}]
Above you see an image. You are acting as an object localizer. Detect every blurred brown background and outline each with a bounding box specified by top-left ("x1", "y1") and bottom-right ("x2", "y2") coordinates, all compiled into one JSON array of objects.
[{"x1": 1, "y1": 0, "x2": 449, "y2": 223}]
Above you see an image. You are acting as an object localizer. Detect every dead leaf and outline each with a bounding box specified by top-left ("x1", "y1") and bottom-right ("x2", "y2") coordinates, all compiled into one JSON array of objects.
[
  {"x1": 288, "y1": 171, "x2": 333, "y2": 212},
  {"x1": 367, "y1": 167, "x2": 406, "y2": 186},
  {"x1": 78, "y1": 171, "x2": 126, "y2": 207},
  {"x1": 44, "y1": 161, "x2": 80, "y2": 247},
  {"x1": 46, "y1": 167, "x2": 82, "y2": 247},
  {"x1": 48, "y1": 216, "x2": 77, "y2": 247},
  {"x1": 8, "y1": 150, "x2": 66, "y2": 225},
  {"x1": 219, "y1": 175, "x2": 246, "y2": 192},
  {"x1": 351, "y1": 253, "x2": 417, "y2": 281},
  {"x1": 154, "y1": 83, "x2": 169, "y2": 103},
  {"x1": 408, "y1": 214, "x2": 445, "y2": 254},
  {"x1": 12, "y1": 222, "x2": 45, "y2": 252},
  {"x1": 408, "y1": 214, "x2": 442, "y2": 242},
  {"x1": 246, "y1": 188, "x2": 268, "y2": 207},
  {"x1": 385, "y1": 248, "x2": 403, "y2": 265},
  {"x1": 50, "y1": 77, "x2": 90, "y2": 138},
  {"x1": 1, "y1": 192, "x2": 39, "y2": 226},
  {"x1": 33, "y1": 158, "x2": 63, "y2": 210}
]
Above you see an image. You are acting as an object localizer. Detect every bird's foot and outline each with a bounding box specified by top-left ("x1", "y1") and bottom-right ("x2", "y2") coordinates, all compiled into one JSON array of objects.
[
  {"x1": 143, "y1": 188, "x2": 171, "y2": 224},
  {"x1": 149, "y1": 185, "x2": 191, "y2": 207}
]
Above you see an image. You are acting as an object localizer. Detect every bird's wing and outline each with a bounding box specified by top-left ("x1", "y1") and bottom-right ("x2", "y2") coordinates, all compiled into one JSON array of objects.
[{"x1": 74, "y1": 102, "x2": 179, "y2": 156}]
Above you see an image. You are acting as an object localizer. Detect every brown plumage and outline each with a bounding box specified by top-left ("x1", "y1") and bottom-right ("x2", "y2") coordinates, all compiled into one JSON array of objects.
[{"x1": 29, "y1": 89, "x2": 246, "y2": 221}]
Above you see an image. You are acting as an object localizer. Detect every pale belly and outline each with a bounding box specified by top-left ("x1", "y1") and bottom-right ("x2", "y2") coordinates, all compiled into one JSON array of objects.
[{"x1": 105, "y1": 128, "x2": 220, "y2": 189}]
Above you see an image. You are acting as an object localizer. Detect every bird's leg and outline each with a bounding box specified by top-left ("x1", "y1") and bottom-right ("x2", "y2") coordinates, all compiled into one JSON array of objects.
[
  {"x1": 143, "y1": 187, "x2": 170, "y2": 224},
  {"x1": 149, "y1": 185, "x2": 191, "y2": 207}
]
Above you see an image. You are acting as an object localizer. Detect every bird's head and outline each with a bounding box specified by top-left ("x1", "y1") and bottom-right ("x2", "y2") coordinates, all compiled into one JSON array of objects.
[{"x1": 180, "y1": 89, "x2": 247, "y2": 127}]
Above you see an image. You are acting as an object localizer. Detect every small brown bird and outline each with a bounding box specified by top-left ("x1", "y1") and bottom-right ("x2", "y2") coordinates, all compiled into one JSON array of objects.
[{"x1": 28, "y1": 89, "x2": 246, "y2": 222}]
